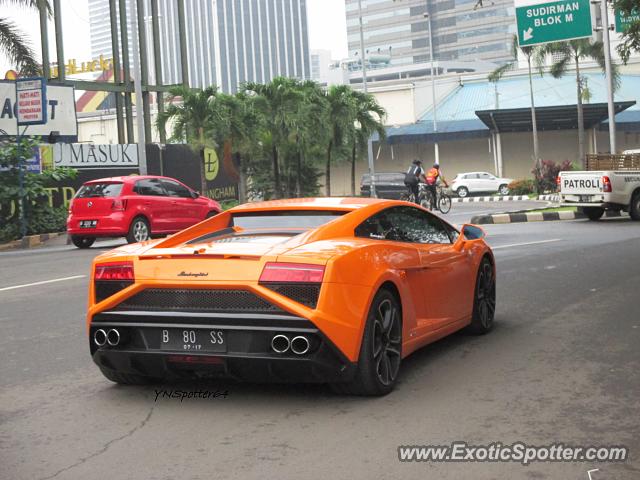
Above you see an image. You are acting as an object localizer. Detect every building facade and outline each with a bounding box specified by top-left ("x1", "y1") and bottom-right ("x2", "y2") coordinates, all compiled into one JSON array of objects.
[
  {"x1": 344, "y1": 0, "x2": 516, "y2": 69},
  {"x1": 88, "y1": 0, "x2": 311, "y2": 92}
]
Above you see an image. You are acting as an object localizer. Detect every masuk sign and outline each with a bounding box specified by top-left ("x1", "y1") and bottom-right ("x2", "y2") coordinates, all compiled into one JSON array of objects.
[{"x1": 516, "y1": 0, "x2": 594, "y2": 47}]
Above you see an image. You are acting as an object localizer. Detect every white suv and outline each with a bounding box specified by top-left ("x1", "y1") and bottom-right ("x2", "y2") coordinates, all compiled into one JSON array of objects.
[{"x1": 450, "y1": 172, "x2": 513, "y2": 198}]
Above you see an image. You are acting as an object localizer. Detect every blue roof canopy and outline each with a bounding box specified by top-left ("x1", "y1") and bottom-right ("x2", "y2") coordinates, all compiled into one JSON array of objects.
[{"x1": 382, "y1": 74, "x2": 640, "y2": 144}]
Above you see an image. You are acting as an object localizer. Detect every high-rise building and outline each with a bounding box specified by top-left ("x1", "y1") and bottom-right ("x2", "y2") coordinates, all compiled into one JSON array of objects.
[
  {"x1": 344, "y1": 0, "x2": 516, "y2": 68},
  {"x1": 88, "y1": 0, "x2": 311, "y2": 92},
  {"x1": 310, "y1": 49, "x2": 333, "y2": 83}
]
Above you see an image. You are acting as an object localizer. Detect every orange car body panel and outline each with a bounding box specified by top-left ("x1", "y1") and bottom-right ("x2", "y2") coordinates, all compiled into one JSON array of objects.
[{"x1": 87, "y1": 197, "x2": 493, "y2": 363}]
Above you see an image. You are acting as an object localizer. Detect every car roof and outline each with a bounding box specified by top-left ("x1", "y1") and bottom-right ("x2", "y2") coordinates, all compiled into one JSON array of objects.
[
  {"x1": 230, "y1": 197, "x2": 392, "y2": 213},
  {"x1": 83, "y1": 175, "x2": 181, "y2": 184}
]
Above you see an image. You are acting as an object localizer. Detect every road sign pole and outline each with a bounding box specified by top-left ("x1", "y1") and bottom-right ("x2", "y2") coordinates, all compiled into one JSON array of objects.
[{"x1": 600, "y1": 0, "x2": 617, "y2": 153}]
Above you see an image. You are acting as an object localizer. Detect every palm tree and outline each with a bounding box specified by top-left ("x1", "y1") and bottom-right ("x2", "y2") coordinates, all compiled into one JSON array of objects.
[
  {"x1": 0, "y1": 0, "x2": 51, "y2": 75},
  {"x1": 294, "y1": 80, "x2": 327, "y2": 197},
  {"x1": 324, "y1": 85, "x2": 355, "y2": 197},
  {"x1": 488, "y1": 35, "x2": 540, "y2": 167},
  {"x1": 156, "y1": 85, "x2": 222, "y2": 193},
  {"x1": 349, "y1": 90, "x2": 386, "y2": 196},
  {"x1": 535, "y1": 39, "x2": 619, "y2": 166},
  {"x1": 243, "y1": 77, "x2": 306, "y2": 198}
]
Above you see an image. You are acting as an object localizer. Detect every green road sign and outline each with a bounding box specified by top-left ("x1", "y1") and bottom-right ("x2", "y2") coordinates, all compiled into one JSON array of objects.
[
  {"x1": 615, "y1": 8, "x2": 640, "y2": 33},
  {"x1": 515, "y1": 0, "x2": 593, "y2": 47}
]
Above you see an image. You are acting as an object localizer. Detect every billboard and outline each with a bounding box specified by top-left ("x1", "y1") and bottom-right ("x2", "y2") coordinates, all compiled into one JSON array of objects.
[{"x1": 0, "y1": 81, "x2": 77, "y2": 141}]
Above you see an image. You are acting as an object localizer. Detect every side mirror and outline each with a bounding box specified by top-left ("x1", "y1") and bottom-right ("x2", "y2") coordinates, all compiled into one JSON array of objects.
[
  {"x1": 453, "y1": 224, "x2": 485, "y2": 251},
  {"x1": 191, "y1": 191, "x2": 199, "y2": 199}
]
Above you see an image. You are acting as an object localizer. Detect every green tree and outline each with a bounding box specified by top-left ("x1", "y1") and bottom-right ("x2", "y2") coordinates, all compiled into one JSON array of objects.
[
  {"x1": 349, "y1": 90, "x2": 386, "y2": 196},
  {"x1": 535, "y1": 39, "x2": 619, "y2": 166},
  {"x1": 613, "y1": 0, "x2": 640, "y2": 63},
  {"x1": 156, "y1": 85, "x2": 223, "y2": 193},
  {"x1": 0, "y1": 0, "x2": 51, "y2": 75}
]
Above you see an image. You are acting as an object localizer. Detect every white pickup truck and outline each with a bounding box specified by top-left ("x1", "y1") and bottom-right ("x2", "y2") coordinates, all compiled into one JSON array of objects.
[{"x1": 559, "y1": 152, "x2": 640, "y2": 221}]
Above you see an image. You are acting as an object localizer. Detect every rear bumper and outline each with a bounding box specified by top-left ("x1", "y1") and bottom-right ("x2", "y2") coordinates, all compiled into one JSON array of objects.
[
  {"x1": 89, "y1": 312, "x2": 357, "y2": 383},
  {"x1": 67, "y1": 213, "x2": 129, "y2": 236}
]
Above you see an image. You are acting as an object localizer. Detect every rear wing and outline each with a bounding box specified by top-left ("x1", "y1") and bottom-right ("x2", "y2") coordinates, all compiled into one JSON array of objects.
[{"x1": 585, "y1": 153, "x2": 640, "y2": 171}]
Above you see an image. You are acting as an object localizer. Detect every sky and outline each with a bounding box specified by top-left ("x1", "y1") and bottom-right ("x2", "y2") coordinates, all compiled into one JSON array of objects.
[{"x1": 0, "y1": 0, "x2": 348, "y2": 75}]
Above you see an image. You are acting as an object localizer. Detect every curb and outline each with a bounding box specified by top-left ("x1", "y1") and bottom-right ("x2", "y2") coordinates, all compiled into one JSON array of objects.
[
  {"x1": 0, "y1": 232, "x2": 66, "y2": 251},
  {"x1": 470, "y1": 210, "x2": 628, "y2": 225},
  {"x1": 452, "y1": 195, "x2": 531, "y2": 203},
  {"x1": 537, "y1": 194, "x2": 560, "y2": 202}
]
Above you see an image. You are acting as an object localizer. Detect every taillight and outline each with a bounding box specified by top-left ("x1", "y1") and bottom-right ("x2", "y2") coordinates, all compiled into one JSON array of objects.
[
  {"x1": 259, "y1": 262, "x2": 325, "y2": 283},
  {"x1": 111, "y1": 199, "x2": 127, "y2": 211},
  {"x1": 601, "y1": 176, "x2": 612, "y2": 193},
  {"x1": 95, "y1": 261, "x2": 134, "y2": 280},
  {"x1": 556, "y1": 176, "x2": 561, "y2": 186}
]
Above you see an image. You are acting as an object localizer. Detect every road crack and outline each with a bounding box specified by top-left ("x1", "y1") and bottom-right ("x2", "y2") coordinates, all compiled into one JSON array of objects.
[{"x1": 39, "y1": 402, "x2": 156, "y2": 480}]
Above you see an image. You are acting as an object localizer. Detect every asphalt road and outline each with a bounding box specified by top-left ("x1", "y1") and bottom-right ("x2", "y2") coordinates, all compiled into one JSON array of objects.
[{"x1": 1, "y1": 203, "x2": 639, "y2": 480}]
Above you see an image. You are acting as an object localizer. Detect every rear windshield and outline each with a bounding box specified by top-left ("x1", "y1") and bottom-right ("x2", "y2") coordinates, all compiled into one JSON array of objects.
[
  {"x1": 231, "y1": 210, "x2": 345, "y2": 229},
  {"x1": 76, "y1": 182, "x2": 123, "y2": 198}
]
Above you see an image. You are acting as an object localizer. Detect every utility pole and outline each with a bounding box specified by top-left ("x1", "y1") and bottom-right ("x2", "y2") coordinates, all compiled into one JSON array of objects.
[
  {"x1": 129, "y1": 0, "x2": 148, "y2": 174},
  {"x1": 599, "y1": 0, "x2": 617, "y2": 153},
  {"x1": 358, "y1": 0, "x2": 377, "y2": 197}
]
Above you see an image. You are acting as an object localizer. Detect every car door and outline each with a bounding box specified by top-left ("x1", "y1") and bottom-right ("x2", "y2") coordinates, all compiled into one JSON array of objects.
[
  {"x1": 132, "y1": 178, "x2": 171, "y2": 232},
  {"x1": 478, "y1": 172, "x2": 497, "y2": 192},
  {"x1": 383, "y1": 206, "x2": 474, "y2": 332},
  {"x1": 465, "y1": 173, "x2": 481, "y2": 192},
  {"x1": 161, "y1": 179, "x2": 200, "y2": 229}
]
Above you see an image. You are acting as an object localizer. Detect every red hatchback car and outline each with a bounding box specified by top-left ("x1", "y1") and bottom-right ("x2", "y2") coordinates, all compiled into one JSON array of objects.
[{"x1": 67, "y1": 175, "x2": 221, "y2": 248}]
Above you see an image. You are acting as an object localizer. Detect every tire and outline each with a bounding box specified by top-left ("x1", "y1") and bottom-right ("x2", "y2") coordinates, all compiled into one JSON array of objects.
[
  {"x1": 466, "y1": 258, "x2": 496, "y2": 335},
  {"x1": 99, "y1": 366, "x2": 159, "y2": 385},
  {"x1": 331, "y1": 289, "x2": 402, "y2": 396},
  {"x1": 438, "y1": 193, "x2": 452, "y2": 214},
  {"x1": 630, "y1": 192, "x2": 640, "y2": 221},
  {"x1": 583, "y1": 207, "x2": 604, "y2": 221},
  {"x1": 498, "y1": 184, "x2": 509, "y2": 196},
  {"x1": 71, "y1": 235, "x2": 95, "y2": 249},
  {"x1": 399, "y1": 192, "x2": 413, "y2": 203},
  {"x1": 456, "y1": 186, "x2": 469, "y2": 198},
  {"x1": 126, "y1": 216, "x2": 150, "y2": 243}
]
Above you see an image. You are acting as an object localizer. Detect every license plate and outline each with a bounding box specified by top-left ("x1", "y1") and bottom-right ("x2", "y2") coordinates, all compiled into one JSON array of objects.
[
  {"x1": 159, "y1": 329, "x2": 226, "y2": 352},
  {"x1": 80, "y1": 220, "x2": 98, "y2": 228},
  {"x1": 579, "y1": 195, "x2": 592, "y2": 202}
]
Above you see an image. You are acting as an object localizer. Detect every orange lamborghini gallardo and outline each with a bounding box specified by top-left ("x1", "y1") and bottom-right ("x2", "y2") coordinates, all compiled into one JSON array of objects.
[{"x1": 87, "y1": 198, "x2": 495, "y2": 395}]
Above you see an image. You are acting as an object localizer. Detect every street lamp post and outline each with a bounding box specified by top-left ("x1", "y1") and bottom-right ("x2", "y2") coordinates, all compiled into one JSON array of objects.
[
  {"x1": 425, "y1": 5, "x2": 439, "y2": 165},
  {"x1": 358, "y1": 0, "x2": 377, "y2": 197}
]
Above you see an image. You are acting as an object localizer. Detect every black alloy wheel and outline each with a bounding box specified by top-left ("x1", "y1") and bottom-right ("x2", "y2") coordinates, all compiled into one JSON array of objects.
[{"x1": 467, "y1": 259, "x2": 496, "y2": 334}]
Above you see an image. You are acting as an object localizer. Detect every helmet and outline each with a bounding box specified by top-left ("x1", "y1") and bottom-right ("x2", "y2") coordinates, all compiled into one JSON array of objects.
[
  {"x1": 433, "y1": 163, "x2": 440, "y2": 169},
  {"x1": 412, "y1": 159, "x2": 422, "y2": 165}
]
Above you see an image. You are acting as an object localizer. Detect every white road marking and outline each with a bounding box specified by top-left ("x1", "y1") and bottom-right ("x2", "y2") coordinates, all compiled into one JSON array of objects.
[
  {"x1": 0, "y1": 275, "x2": 86, "y2": 292},
  {"x1": 491, "y1": 238, "x2": 563, "y2": 250}
]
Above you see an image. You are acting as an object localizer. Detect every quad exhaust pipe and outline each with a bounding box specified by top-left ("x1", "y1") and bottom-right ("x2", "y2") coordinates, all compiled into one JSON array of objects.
[
  {"x1": 94, "y1": 328, "x2": 120, "y2": 347},
  {"x1": 271, "y1": 334, "x2": 310, "y2": 355}
]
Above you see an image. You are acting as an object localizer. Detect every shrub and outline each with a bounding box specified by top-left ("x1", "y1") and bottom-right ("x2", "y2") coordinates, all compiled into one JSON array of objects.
[
  {"x1": 531, "y1": 159, "x2": 573, "y2": 193},
  {"x1": 0, "y1": 137, "x2": 76, "y2": 242},
  {"x1": 507, "y1": 179, "x2": 536, "y2": 195}
]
